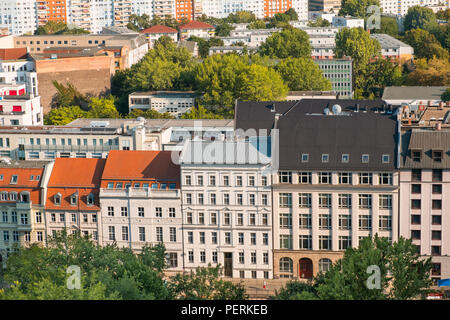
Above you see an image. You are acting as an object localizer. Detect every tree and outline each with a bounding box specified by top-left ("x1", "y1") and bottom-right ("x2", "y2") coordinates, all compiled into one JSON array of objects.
[
  {"x1": 441, "y1": 88, "x2": 450, "y2": 102},
  {"x1": 276, "y1": 57, "x2": 332, "y2": 91},
  {"x1": 215, "y1": 22, "x2": 235, "y2": 37},
  {"x1": 35, "y1": 21, "x2": 89, "y2": 35},
  {"x1": 403, "y1": 28, "x2": 449, "y2": 60},
  {"x1": 339, "y1": 0, "x2": 380, "y2": 18},
  {"x1": 405, "y1": 57, "x2": 450, "y2": 86},
  {"x1": 404, "y1": 6, "x2": 439, "y2": 32},
  {"x1": 363, "y1": 57, "x2": 403, "y2": 98},
  {"x1": 127, "y1": 14, "x2": 151, "y2": 32},
  {"x1": 181, "y1": 105, "x2": 224, "y2": 119},
  {"x1": 51, "y1": 81, "x2": 89, "y2": 109},
  {"x1": 259, "y1": 28, "x2": 311, "y2": 59},
  {"x1": 435, "y1": 8, "x2": 450, "y2": 21},
  {"x1": 271, "y1": 281, "x2": 319, "y2": 300},
  {"x1": 307, "y1": 18, "x2": 331, "y2": 27},
  {"x1": 168, "y1": 265, "x2": 247, "y2": 300},
  {"x1": 225, "y1": 11, "x2": 257, "y2": 24},
  {"x1": 87, "y1": 97, "x2": 120, "y2": 118},
  {"x1": 373, "y1": 16, "x2": 398, "y2": 37},
  {"x1": 248, "y1": 20, "x2": 266, "y2": 30},
  {"x1": 44, "y1": 106, "x2": 88, "y2": 125},
  {"x1": 128, "y1": 109, "x2": 175, "y2": 119},
  {"x1": 284, "y1": 8, "x2": 299, "y2": 21}
]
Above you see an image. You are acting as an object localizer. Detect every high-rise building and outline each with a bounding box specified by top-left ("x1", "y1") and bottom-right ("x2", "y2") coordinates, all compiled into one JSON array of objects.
[
  {"x1": 0, "y1": 0, "x2": 37, "y2": 36},
  {"x1": 176, "y1": 0, "x2": 194, "y2": 21},
  {"x1": 315, "y1": 58, "x2": 353, "y2": 99},
  {"x1": 36, "y1": 0, "x2": 68, "y2": 27},
  {"x1": 380, "y1": 0, "x2": 450, "y2": 16},
  {"x1": 309, "y1": 0, "x2": 341, "y2": 13}
]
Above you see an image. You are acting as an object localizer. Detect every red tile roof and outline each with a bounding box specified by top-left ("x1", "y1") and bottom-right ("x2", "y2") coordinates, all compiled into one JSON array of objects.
[
  {"x1": 0, "y1": 168, "x2": 44, "y2": 204},
  {"x1": 101, "y1": 150, "x2": 180, "y2": 182},
  {"x1": 46, "y1": 188, "x2": 100, "y2": 211},
  {"x1": 140, "y1": 25, "x2": 178, "y2": 34},
  {"x1": 48, "y1": 158, "x2": 106, "y2": 187},
  {"x1": 179, "y1": 21, "x2": 214, "y2": 30},
  {"x1": 0, "y1": 48, "x2": 28, "y2": 60}
]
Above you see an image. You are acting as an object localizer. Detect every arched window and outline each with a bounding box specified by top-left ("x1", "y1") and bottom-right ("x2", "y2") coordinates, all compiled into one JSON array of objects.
[
  {"x1": 9, "y1": 192, "x2": 18, "y2": 201},
  {"x1": 279, "y1": 257, "x2": 293, "y2": 278},
  {"x1": 20, "y1": 191, "x2": 30, "y2": 203},
  {"x1": 0, "y1": 192, "x2": 7, "y2": 201},
  {"x1": 54, "y1": 193, "x2": 61, "y2": 205},
  {"x1": 70, "y1": 192, "x2": 78, "y2": 205},
  {"x1": 319, "y1": 258, "x2": 332, "y2": 273}
]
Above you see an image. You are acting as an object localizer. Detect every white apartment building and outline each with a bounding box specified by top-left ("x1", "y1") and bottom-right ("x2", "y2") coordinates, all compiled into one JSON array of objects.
[
  {"x1": 129, "y1": 91, "x2": 197, "y2": 118},
  {"x1": 332, "y1": 16, "x2": 365, "y2": 28},
  {"x1": 380, "y1": 0, "x2": 449, "y2": 16},
  {"x1": 132, "y1": 0, "x2": 154, "y2": 17},
  {"x1": 0, "y1": 84, "x2": 42, "y2": 126},
  {"x1": 180, "y1": 140, "x2": 273, "y2": 279},
  {"x1": 0, "y1": 0, "x2": 37, "y2": 36},
  {"x1": 99, "y1": 150, "x2": 183, "y2": 273}
]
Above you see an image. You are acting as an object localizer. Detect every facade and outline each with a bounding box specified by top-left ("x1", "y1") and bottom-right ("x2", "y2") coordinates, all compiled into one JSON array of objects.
[
  {"x1": 380, "y1": 0, "x2": 449, "y2": 16},
  {"x1": 382, "y1": 86, "x2": 447, "y2": 106},
  {"x1": 37, "y1": 0, "x2": 67, "y2": 27},
  {"x1": 99, "y1": 150, "x2": 183, "y2": 273},
  {"x1": 309, "y1": 0, "x2": 341, "y2": 12},
  {"x1": 180, "y1": 140, "x2": 273, "y2": 279},
  {"x1": 128, "y1": 91, "x2": 197, "y2": 118},
  {"x1": 370, "y1": 34, "x2": 414, "y2": 63},
  {"x1": 235, "y1": 99, "x2": 399, "y2": 279},
  {"x1": 285, "y1": 91, "x2": 337, "y2": 101},
  {"x1": 0, "y1": 85, "x2": 43, "y2": 126},
  {"x1": 332, "y1": 16, "x2": 364, "y2": 28},
  {"x1": 315, "y1": 58, "x2": 353, "y2": 99},
  {"x1": 399, "y1": 102, "x2": 450, "y2": 282},
  {"x1": 153, "y1": 0, "x2": 177, "y2": 18},
  {"x1": 176, "y1": 0, "x2": 195, "y2": 21},
  {"x1": 45, "y1": 158, "x2": 104, "y2": 244},
  {"x1": 0, "y1": 0, "x2": 37, "y2": 36},
  {"x1": 0, "y1": 161, "x2": 50, "y2": 264},
  {"x1": 179, "y1": 21, "x2": 215, "y2": 41},
  {"x1": 140, "y1": 25, "x2": 178, "y2": 48}
]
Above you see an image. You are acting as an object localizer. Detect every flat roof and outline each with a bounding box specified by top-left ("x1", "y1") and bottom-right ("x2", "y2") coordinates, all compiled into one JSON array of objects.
[
  {"x1": 370, "y1": 34, "x2": 412, "y2": 49},
  {"x1": 382, "y1": 86, "x2": 447, "y2": 101}
]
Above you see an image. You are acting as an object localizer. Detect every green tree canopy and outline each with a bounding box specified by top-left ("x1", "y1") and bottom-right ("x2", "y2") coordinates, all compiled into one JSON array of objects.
[
  {"x1": 44, "y1": 106, "x2": 88, "y2": 125},
  {"x1": 405, "y1": 57, "x2": 450, "y2": 86},
  {"x1": 403, "y1": 28, "x2": 449, "y2": 60},
  {"x1": 215, "y1": 22, "x2": 235, "y2": 37},
  {"x1": 373, "y1": 16, "x2": 399, "y2": 37},
  {"x1": 259, "y1": 28, "x2": 311, "y2": 59},
  {"x1": 307, "y1": 18, "x2": 331, "y2": 27},
  {"x1": 127, "y1": 14, "x2": 151, "y2": 31},
  {"x1": 276, "y1": 57, "x2": 332, "y2": 91},
  {"x1": 128, "y1": 108, "x2": 175, "y2": 119},
  {"x1": 181, "y1": 105, "x2": 224, "y2": 119},
  {"x1": 441, "y1": 88, "x2": 450, "y2": 101},
  {"x1": 248, "y1": 20, "x2": 267, "y2": 29},
  {"x1": 51, "y1": 80, "x2": 89, "y2": 109},
  {"x1": 339, "y1": 0, "x2": 380, "y2": 18},
  {"x1": 404, "y1": 6, "x2": 439, "y2": 32},
  {"x1": 35, "y1": 21, "x2": 89, "y2": 35},
  {"x1": 87, "y1": 96, "x2": 120, "y2": 119},
  {"x1": 225, "y1": 11, "x2": 257, "y2": 24}
]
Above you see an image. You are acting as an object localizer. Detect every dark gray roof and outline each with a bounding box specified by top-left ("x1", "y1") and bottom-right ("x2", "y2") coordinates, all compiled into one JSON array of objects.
[
  {"x1": 400, "y1": 129, "x2": 450, "y2": 169},
  {"x1": 235, "y1": 99, "x2": 398, "y2": 171}
]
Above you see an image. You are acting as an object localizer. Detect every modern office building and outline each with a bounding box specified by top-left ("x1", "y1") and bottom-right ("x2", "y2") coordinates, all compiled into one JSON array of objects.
[
  {"x1": 370, "y1": 34, "x2": 414, "y2": 64},
  {"x1": 128, "y1": 91, "x2": 197, "y2": 117},
  {"x1": 315, "y1": 58, "x2": 353, "y2": 99}
]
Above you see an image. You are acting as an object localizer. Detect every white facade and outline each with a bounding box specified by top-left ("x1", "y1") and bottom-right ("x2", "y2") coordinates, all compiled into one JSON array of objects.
[
  {"x1": 380, "y1": 0, "x2": 449, "y2": 16},
  {"x1": 0, "y1": 0, "x2": 37, "y2": 36},
  {"x1": 180, "y1": 141, "x2": 273, "y2": 279},
  {"x1": 0, "y1": 60, "x2": 38, "y2": 97},
  {"x1": 332, "y1": 16, "x2": 364, "y2": 28},
  {"x1": 129, "y1": 91, "x2": 196, "y2": 118},
  {"x1": 132, "y1": 0, "x2": 154, "y2": 17},
  {"x1": 0, "y1": 93, "x2": 42, "y2": 127}
]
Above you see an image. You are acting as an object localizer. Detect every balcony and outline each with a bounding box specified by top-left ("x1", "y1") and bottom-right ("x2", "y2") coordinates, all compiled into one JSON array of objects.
[
  {"x1": 100, "y1": 188, "x2": 179, "y2": 199},
  {"x1": 24, "y1": 144, "x2": 120, "y2": 153},
  {"x1": 16, "y1": 201, "x2": 32, "y2": 210}
]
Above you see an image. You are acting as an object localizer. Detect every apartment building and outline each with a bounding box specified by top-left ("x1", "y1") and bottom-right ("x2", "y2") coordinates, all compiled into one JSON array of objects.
[
  {"x1": 179, "y1": 21, "x2": 215, "y2": 41},
  {"x1": 0, "y1": 83, "x2": 43, "y2": 126},
  {"x1": 380, "y1": 0, "x2": 449, "y2": 16},
  {"x1": 315, "y1": 58, "x2": 353, "y2": 99},
  {"x1": 140, "y1": 25, "x2": 178, "y2": 48},
  {"x1": 332, "y1": 16, "x2": 364, "y2": 28},
  {"x1": 37, "y1": 0, "x2": 67, "y2": 27},
  {"x1": 309, "y1": 0, "x2": 341, "y2": 12},
  {"x1": 180, "y1": 140, "x2": 273, "y2": 279},
  {"x1": 99, "y1": 150, "x2": 183, "y2": 273},
  {"x1": 176, "y1": 0, "x2": 195, "y2": 21},
  {"x1": 370, "y1": 34, "x2": 414, "y2": 64},
  {"x1": 235, "y1": 99, "x2": 399, "y2": 279},
  {"x1": 0, "y1": 0, "x2": 37, "y2": 36},
  {"x1": 0, "y1": 49, "x2": 38, "y2": 98},
  {"x1": 399, "y1": 102, "x2": 450, "y2": 282},
  {"x1": 0, "y1": 160, "x2": 51, "y2": 264},
  {"x1": 129, "y1": 91, "x2": 197, "y2": 117},
  {"x1": 45, "y1": 158, "x2": 104, "y2": 243}
]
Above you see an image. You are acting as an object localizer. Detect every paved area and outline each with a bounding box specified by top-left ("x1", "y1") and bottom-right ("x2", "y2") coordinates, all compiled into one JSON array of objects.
[{"x1": 228, "y1": 278, "x2": 292, "y2": 300}]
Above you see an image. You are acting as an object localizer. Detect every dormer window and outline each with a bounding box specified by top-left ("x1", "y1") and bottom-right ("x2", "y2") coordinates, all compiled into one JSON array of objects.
[
  {"x1": 87, "y1": 193, "x2": 94, "y2": 205},
  {"x1": 36, "y1": 175, "x2": 40, "y2": 180},
  {"x1": 70, "y1": 193, "x2": 78, "y2": 205},
  {"x1": 9, "y1": 192, "x2": 17, "y2": 201},
  {"x1": 30, "y1": 175, "x2": 34, "y2": 180},
  {"x1": 411, "y1": 150, "x2": 422, "y2": 162},
  {"x1": 362, "y1": 154, "x2": 369, "y2": 163},
  {"x1": 0, "y1": 192, "x2": 7, "y2": 201},
  {"x1": 54, "y1": 193, "x2": 61, "y2": 205},
  {"x1": 0, "y1": 175, "x2": 3, "y2": 181},
  {"x1": 107, "y1": 182, "x2": 114, "y2": 189},
  {"x1": 322, "y1": 154, "x2": 329, "y2": 163},
  {"x1": 10, "y1": 175, "x2": 18, "y2": 184},
  {"x1": 342, "y1": 154, "x2": 349, "y2": 163},
  {"x1": 301, "y1": 154, "x2": 309, "y2": 162},
  {"x1": 20, "y1": 191, "x2": 29, "y2": 203},
  {"x1": 382, "y1": 154, "x2": 390, "y2": 163},
  {"x1": 432, "y1": 150, "x2": 443, "y2": 163},
  {"x1": 116, "y1": 183, "x2": 123, "y2": 189}
]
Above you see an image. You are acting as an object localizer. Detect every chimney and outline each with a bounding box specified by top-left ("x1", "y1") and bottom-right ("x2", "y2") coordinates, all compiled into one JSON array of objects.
[
  {"x1": 428, "y1": 101, "x2": 432, "y2": 107},
  {"x1": 355, "y1": 103, "x2": 359, "y2": 112},
  {"x1": 435, "y1": 123, "x2": 441, "y2": 131},
  {"x1": 439, "y1": 102, "x2": 444, "y2": 110}
]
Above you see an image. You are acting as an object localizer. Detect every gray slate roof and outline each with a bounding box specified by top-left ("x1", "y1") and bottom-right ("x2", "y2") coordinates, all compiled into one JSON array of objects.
[{"x1": 382, "y1": 86, "x2": 447, "y2": 101}]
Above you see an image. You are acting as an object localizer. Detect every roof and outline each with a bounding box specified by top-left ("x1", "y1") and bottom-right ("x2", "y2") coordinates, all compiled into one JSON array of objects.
[
  {"x1": 48, "y1": 158, "x2": 106, "y2": 187},
  {"x1": 179, "y1": 21, "x2": 214, "y2": 30},
  {"x1": 141, "y1": 25, "x2": 178, "y2": 34},
  {"x1": 370, "y1": 34, "x2": 412, "y2": 49},
  {"x1": 0, "y1": 48, "x2": 28, "y2": 60},
  {"x1": 129, "y1": 90, "x2": 197, "y2": 98},
  {"x1": 401, "y1": 129, "x2": 450, "y2": 169},
  {"x1": 102, "y1": 150, "x2": 180, "y2": 182},
  {"x1": 382, "y1": 86, "x2": 447, "y2": 101},
  {"x1": 235, "y1": 99, "x2": 398, "y2": 171},
  {"x1": 0, "y1": 167, "x2": 44, "y2": 188}
]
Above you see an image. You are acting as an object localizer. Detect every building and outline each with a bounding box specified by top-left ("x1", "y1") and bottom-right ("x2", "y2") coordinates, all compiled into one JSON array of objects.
[
  {"x1": 153, "y1": 0, "x2": 176, "y2": 18},
  {"x1": 179, "y1": 21, "x2": 215, "y2": 41},
  {"x1": 30, "y1": 49, "x2": 115, "y2": 113},
  {"x1": 99, "y1": 150, "x2": 183, "y2": 273},
  {"x1": 0, "y1": 0, "x2": 37, "y2": 36},
  {"x1": 208, "y1": 46, "x2": 258, "y2": 56},
  {"x1": 37, "y1": 0, "x2": 67, "y2": 27},
  {"x1": 398, "y1": 102, "x2": 450, "y2": 282},
  {"x1": 380, "y1": 0, "x2": 449, "y2": 16},
  {"x1": 45, "y1": 158, "x2": 105, "y2": 243},
  {"x1": 128, "y1": 91, "x2": 197, "y2": 118},
  {"x1": 315, "y1": 58, "x2": 353, "y2": 99},
  {"x1": 235, "y1": 99, "x2": 399, "y2": 279},
  {"x1": 308, "y1": 11, "x2": 336, "y2": 23},
  {"x1": 332, "y1": 16, "x2": 365, "y2": 28},
  {"x1": 285, "y1": 91, "x2": 337, "y2": 101},
  {"x1": 0, "y1": 83, "x2": 43, "y2": 126},
  {"x1": 309, "y1": 0, "x2": 341, "y2": 13},
  {"x1": 180, "y1": 140, "x2": 273, "y2": 279},
  {"x1": 0, "y1": 160, "x2": 50, "y2": 264},
  {"x1": 370, "y1": 34, "x2": 414, "y2": 63},
  {"x1": 140, "y1": 25, "x2": 178, "y2": 48},
  {"x1": 176, "y1": 0, "x2": 195, "y2": 21},
  {"x1": 382, "y1": 86, "x2": 447, "y2": 106}
]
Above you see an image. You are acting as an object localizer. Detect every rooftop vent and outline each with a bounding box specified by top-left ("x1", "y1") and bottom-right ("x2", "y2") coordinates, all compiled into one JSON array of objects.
[{"x1": 90, "y1": 121, "x2": 110, "y2": 128}]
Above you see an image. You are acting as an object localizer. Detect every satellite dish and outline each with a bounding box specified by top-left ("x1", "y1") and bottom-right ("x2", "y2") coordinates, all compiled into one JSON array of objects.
[{"x1": 332, "y1": 104, "x2": 342, "y2": 114}]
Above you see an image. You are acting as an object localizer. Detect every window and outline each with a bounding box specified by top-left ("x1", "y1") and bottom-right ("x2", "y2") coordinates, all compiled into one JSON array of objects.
[
  {"x1": 379, "y1": 195, "x2": 392, "y2": 209},
  {"x1": 107, "y1": 182, "x2": 114, "y2": 189},
  {"x1": 379, "y1": 173, "x2": 392, "y2": 185},
  {"x1": 212, "y1": 252, "x2": 218, "y2": 263},
  {"x1": 299, "y1": 235, "x2": 312, "y2": 249},
  {"x1": 209, "y1": 176, "x2": 216, "y2": 186},
  {"x1": 431, "y1": 246, "x2": 441, "y2": 256},
  {"x1": 299, "y1": 193, "x2": 311, "y2": 208},
  {"x1": 432, "y1": 200, "x2": 442, "y2": 210},
  {"x1": 318, "y1": 172, "x2": 332, "y2": 184},
  {"x1": 200, "y1": 251, "x2": 206, "y2": 263},
  {"x1": 170, "y1": 227, "x2": 177, "y2": 242},
  {"x1": 225, "y1": 232, "x2": 231, "y2": 245},
  {"x1": 432, "y1": 215, "x2": 441, "y2": 225},
  {"x1": 432, "y1": 150, "x2": 443, "y2": 162},
  {"x1": 249, "y1": 213, "x2": 256, "y2": 225},
  {"x1": 196, "y1": 175, "x2": 203, "y2": 186},
  {"x1": 411, "y1": 169, "x2": 421, "y2": 182},
  {"x1": 263, "y1": 233, "x2": 269, "y2": 245},
  {"x1": 432, "y1": 263, "x2": 441, "y2": 276},
  {"x1": 237, "y1": 194, "x2": 243, "y2": 205},
  {"x1": 223, "y1": 175, "x2": 229, "y2": 186},
  {"x1": 299, "y1": 172, "x2": 312, "y2": 184},
  {"x1": 339, "y1": 215, "x2": 352, "y2": 230},
  {"x1": 186, "y1": 193, "x2": 192, "y2": 204},
  {"x1": 138, "y1": 207, "x2": 145, "y2": 217},
  {"x1": 121, "y1": 207, "x2": 128, "y2": 217},
  {"x1": 10, "y1": 175, "x2": 18, "y2": 184},
  {"x1": 155, "y1": 207, "x2": 162, "y2": 217},
  {"x1": 339, "y1": 172, "x2": 352, "y2": 184},
  {"x1": 185, "y1": 175, "x2": 191, "y2": 185},
  {"x1": 280, "y1": 235, "x2": 292, "y2": 249},
  {"x1": 280, "y1": 213, "x2": 292, "y2": 229},
  {"x1": 432, "y1": 184, "x2": 442, "y2": 194},
  {"x1": 262, "y1": 176, "x2": 268, "y2": 186},
  {"x1": 301, "y1": 153, "x2": 309, "y2": 162},
  {"x1": 248, "y1": 176, "x2": 255, "y2": 186},
  {"x1": 341, "y1": 154, "x2": 349, "y2": 163},
  {"x1": 322, "y1": 154, "x2": 329, "y2": 163},
  {"x1": 319, "y1": 193, "x2": 331, "y2": 208},
  {"x1": 239, "y1": 252, "x2": 245, "y2": 264},
  {"x1": 188, "y1": 251, "x2": 194, "y2": 263},
  {"x1": 198, "y1": 193, "x2": 204, "y2": 204},
  {"x1": 224, "y1": 212, "x2": 231, "y2": 225},
  {"x1": 211, "y1": 232, "x2": 217, "y2": 244},
  {"x1": 107, "y1": 206, "x2": 114, "y2": 217},
  {"x1": 251, "y1": 252, "x2": 257, "y2": 264},
  {"x1": 339, "y1": 236, "x2": 351, "y2": 250},
  {"x1": 299, "y1": 214, "x2": 312, "y2": 229},
  {"x1": 223, "y1": 193, "x2": 230, "y2": 205},
  {"x1": 411, "y1": 215, "x2": 421, "y2": 225},
  {"x1": 338, "y1": 194, "x2": 352, "y2": 208},
  {"x1": 432, "y1": 169, "x2": 442, "y2": 182},
  {"x1": 236, "y1": 176, "x2": 242, "y2": 186},
  {"x1": 359, "y1": 173, "x2": 372, "y2": 185},
  {"x1": 411, "y1": 184, "x2": 421, "y2": 194},
  {"x1": 210, "y1": 212, "x2": 217, "y2": 225},
  {"x1": 37, "y1": 231, "x2": 43, "y2": 242},
  {"x1": 108, "y1": 226, "x2": 115, "y2": 241},
  {"x1": 319, "y1": 236, "x2": 331, "y2": 250},
  {"x1": 379, "y1": 216, "x2": 392, "y2": 231},
  {"x1": 279, "y1": 257, "x2": 293, "y2": 276},
  {"x1": 279, "y1": 172, "x2": 292, "y2": 183},
  {"x1": 359, "y1": 194, "x2": 372, "y2": 209},
  {"x1": 362, "y1": 154, "x2": 369, "y2": 163},
  {"x1": 319, "y1": 258, "x2": 332, "y2": 273},
  {"x1": 382, "y1": 154, "x2": 390, "y2": 163},
  {"x1": 319, "y1": 214, "x2": 331, "y2": 230},
  {"x1": 169, "y1": 208, "x2": 176, "y2": 218},
  {"x1": 250, "y1": 233, "x2": 256, "y2": 245},
  {"x1": 262, "y1": 194, "x2": 268, "y2": 205},
  {"x1": 156, "y1": 227, "x2": 163, "y2": 242},
  {"x1": 168, "y1": 253, "x2": 178, "y2": 268},
  {"x1": 411, "y1": 199, "x2": 421, "y2": 210},
  {"x1": 249, "y1": 194, "x2": 255, "y2": 205},
  {"x1": 263, "y1": 253, "x2": 269, "y2": 265},
  {"x1": 238, "y1": 232, "x2": 244, "y2": 245},
  {"x1": 262, "y1": 214, "x2": 268, "y2": 226},
  {"x1": 1, "y1": 211, "x2": 7, "y2": 223},
  {"x1": 359, "y1": 215, "x2": 372, "y2": 230},
  {"x1": 279, "y1": 193, "x2": 292, "y2": 208},
  {"x1": 432, "y1": 230, "x2": 441, "y2": 240},
  {"x1": 122, "y1": 226, "x2": 129, "y2": 241},
  {"x1": 210, "y1": 193, "x2": 216, "y2": 205}
]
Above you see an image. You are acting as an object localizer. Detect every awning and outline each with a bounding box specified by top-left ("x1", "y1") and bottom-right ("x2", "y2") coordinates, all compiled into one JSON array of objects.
[{"x1": 438, "y1": 279, "x2": 450, "y2": 287}]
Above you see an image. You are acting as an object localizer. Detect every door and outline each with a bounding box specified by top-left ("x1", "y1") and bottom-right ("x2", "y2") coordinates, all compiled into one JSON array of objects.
[
  {"x1": 299, "y1": 258, "x2": 313, "y2": 279},
  {"x1": 224, "y1": 252, "x2": 233, "y2": 277}
]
